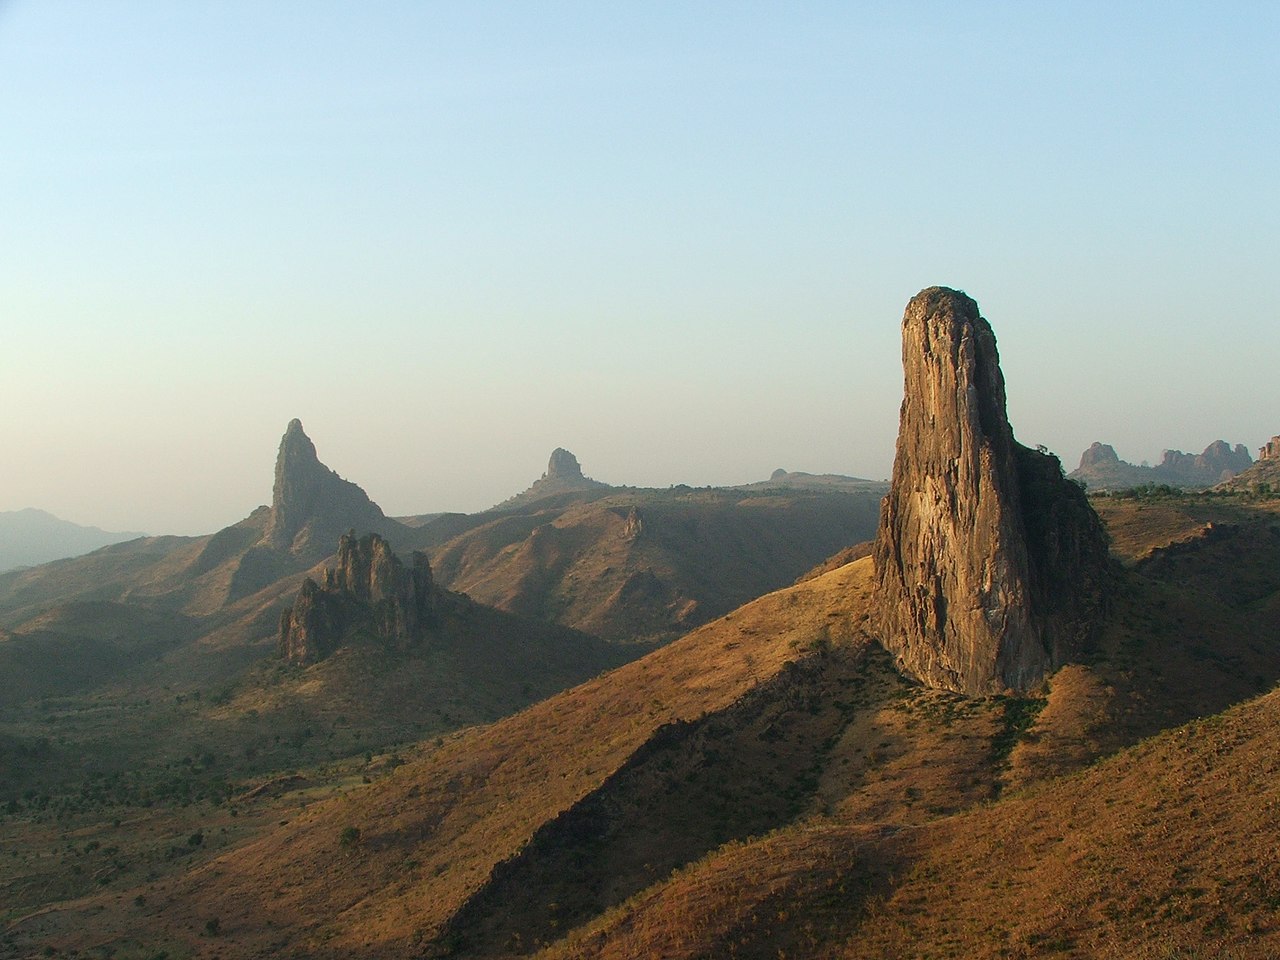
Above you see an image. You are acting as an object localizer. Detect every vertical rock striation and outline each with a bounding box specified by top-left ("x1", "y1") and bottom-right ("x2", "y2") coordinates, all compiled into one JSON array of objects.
[
  {"x1": 279, "y1": 531, "x2": 439, "y2": 664},
  {"x1": 872, "y1": 287, "x2": 1111, "y2": 696}
]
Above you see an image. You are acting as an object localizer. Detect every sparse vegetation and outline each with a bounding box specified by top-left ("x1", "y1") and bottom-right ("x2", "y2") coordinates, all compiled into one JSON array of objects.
[{"x1": 3, "y1": 497, "x2": 1279, "y2": 959}]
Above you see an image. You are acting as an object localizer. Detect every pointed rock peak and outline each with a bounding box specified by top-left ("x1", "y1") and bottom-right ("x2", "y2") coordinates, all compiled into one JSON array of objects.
[
  {"x1": 545, "y1": 448, "x2": 584, "y2": 480},
  {"x1": 872, "y1": 287, "x2": 1112, "y2": 696},
  {"x1": 273, "y1": 419, "x2": 322, "y2": 496},
  {"x1": 263, "y1": 420, "x2": 387, "y2": 554}
]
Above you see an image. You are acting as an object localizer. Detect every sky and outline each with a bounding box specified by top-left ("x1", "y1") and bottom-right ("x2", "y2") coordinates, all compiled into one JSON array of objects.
[{"x1": 1, "y1": 2, "x2": 1276, "y2": 535}]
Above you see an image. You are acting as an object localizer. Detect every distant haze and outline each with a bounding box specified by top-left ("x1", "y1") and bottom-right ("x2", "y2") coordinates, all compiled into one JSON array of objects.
[
  {"x1": 2, "y1": 4, "x2": 1276, "y2": 535},
  {"x1": 0, "y1": 509, "x2": 144, "y2": 571}
]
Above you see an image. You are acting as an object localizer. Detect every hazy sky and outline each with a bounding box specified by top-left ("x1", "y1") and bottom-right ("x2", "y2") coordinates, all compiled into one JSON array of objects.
[{"x1": 2, "y1": 2, "x2": 1276, "y2": 535}]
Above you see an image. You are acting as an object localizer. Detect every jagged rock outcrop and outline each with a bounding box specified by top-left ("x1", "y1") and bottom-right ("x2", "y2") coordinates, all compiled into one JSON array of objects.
[
  {"x1": 492, "y1": 448, "x2": 612, "y2": 510},
  {"x1": 1070, "y1": 439, "x2": 1253, "y2": 491},
  {"x1": 1214, "y1": 436, "x2": 1280, "y2": 494},
  {"x1": 262, "y1": 419, "x2": 392, "y2": 556},
  {"x1": 278, "y1": 531, "x2": 439, "y2": 664},
  {"x1": 872, "y1": 287, "x2": 1112, "y2": 696},
  {"x1": 1159, "y1": 441, "x2": 1252, "y2": 483}
]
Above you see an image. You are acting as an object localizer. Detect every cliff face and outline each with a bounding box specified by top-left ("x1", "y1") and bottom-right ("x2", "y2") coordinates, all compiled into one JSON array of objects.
[
  {"x1": 872, "y1": 287, "x2": 1111, "y2": 696},
  {"x1": 1159, "y1": 441, "x2": 1252, "y2": 483},
  {"x1": 279, "y1": 531, "x2": 439, "y2": 665},
  {"x1": 1070, "y1": 439, "x2": 1253, "y2": 491},
  {"x1": 263, "y1": 419, "x2": 390, "y2": 556}
]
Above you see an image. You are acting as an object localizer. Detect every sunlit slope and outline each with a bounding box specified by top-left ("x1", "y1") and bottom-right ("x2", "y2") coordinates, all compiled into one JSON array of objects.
[
  {"x1": 12, "y1": 560, "x2": 877, "y2": 957},
  {"x1": 428, "y1": 488, "x2": 882, "y2": 641},
  {"x1": 10, "y1": 496, "x2": 1279, "y2": 960},
  {"x1": 540, "y1": 683, "x2": 1280, "y2": 960}
]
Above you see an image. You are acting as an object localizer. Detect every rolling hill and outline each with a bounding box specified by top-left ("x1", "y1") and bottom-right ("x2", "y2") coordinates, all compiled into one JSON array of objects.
[
  {"x1": 8, "y1": 492, "x2": 1278, "y2": 959},
  {"x1": 4, "y1": 283, "x2": 1277, "y2": 960}
]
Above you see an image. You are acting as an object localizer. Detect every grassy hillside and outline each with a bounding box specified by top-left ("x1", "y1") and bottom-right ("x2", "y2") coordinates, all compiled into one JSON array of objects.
[
  {"x1": 425, "y1": 486, "x2": 884, "y2": 642},
  {"x1": 4, "y1": 494, "x2": 1278, "y2": 960}
]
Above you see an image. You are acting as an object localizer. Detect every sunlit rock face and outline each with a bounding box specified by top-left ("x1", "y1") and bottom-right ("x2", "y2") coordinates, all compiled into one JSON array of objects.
[{"x1": 872, "y1": 287, "x2": 1111, "y2": 696}]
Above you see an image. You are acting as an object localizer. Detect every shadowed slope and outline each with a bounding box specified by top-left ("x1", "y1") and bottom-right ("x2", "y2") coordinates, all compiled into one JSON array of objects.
[
  {"x1": 7, "y1": 497, "x2": 1280, "y2": 959},
  {"x1": 9, "y1": 561, "x2": 878, "y2": 957},
  {"x1": 429, "y1": 488, "x2": 882, "y2": 641},
  {"x1": 535, "y1": 684, "x2": 1280, "y2": 960}
]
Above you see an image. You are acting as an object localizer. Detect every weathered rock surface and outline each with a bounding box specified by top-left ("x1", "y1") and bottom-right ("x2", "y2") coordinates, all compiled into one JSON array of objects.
[
  {"x1": 279, "y1": 531, "x2": 440, "y2": 664},
  {"x1": 872, "y1": 287, "x2": 1111, "y2": 696},
  {"x1": 263, "y1": 419, "x2": 391, "y2": 556},
  {"x1": 1159, "y1": 441, "x2": 1252, "y2": 483},
  {"x1": 1070, "y1": 439, "x2": 1253, "y2": 491},
  {"x1": 1261, "y1": 436, "x2": 1280, "y2": 462}
]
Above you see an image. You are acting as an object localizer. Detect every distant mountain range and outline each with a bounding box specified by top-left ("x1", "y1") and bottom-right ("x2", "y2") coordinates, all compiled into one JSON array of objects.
[
  {"x1": 0, "y1": 508, "x2": 144, "y2": 572},
  {"x1": 1068, "y1": 439, "x2": 1253, "y2": 491}
]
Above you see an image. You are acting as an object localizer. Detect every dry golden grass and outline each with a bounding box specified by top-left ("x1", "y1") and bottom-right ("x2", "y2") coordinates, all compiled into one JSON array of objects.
[
  {"x1": 1092, "y1": 496, "x2": 1278, "y2": 564},
  {"x1": 8, "y1": 560, "x2": 877, "y2": 958},
  {"x1": 7, "y1": 498, "x2": 1280, "y2": 960},
  {"x1": 542, "y1": 684, "x2": 1280, "y2": 960},
  {"x1": 428, "y1": 489, "x2": 881, "y2": 641}
]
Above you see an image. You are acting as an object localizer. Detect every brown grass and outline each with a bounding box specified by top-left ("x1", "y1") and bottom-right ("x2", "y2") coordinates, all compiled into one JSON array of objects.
[
  {"x1": 7, "y1": 498, "x2": 1280, "y2": 960},
  {"x1": 7, "y1": 561, "x2": 877, "y2": 957}
]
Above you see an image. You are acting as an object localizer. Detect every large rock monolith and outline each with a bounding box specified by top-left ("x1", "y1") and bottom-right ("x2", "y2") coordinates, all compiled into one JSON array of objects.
[{"x1": 872, "y1": 287, "x2": 1111, "y2": 695}]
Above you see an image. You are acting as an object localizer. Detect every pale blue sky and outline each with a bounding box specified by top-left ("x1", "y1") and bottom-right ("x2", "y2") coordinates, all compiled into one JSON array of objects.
[{"x1": 2, "y1": 2, "x2": 1276, "y2": 534}]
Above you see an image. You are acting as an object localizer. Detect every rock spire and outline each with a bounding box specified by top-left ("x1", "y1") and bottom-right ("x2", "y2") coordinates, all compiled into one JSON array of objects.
[
  {"x1": 545, "y1": 448, "x2": 585, "y2": 481},
  {"x1": 263, "y1": 419, "x2": 389, "y2": 555},
  {"x1": 872, "y1": 287, "x2": 1111, "y2": 696}
]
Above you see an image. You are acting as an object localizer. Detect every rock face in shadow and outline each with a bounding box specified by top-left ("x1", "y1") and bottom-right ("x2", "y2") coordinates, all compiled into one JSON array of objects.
[
  {"x1": 278, "y1": 531, "x2": 439, "y2": 664},
  {"x1": 546, "y1": 448, "x2": 586, "y2": 480},
  {"x1": 492, "y1": 448, "x2": 613, "y2": 510},
  {"x1": 263, "y1": 419, "x2": 390, "y2": 556},
  {"x1": 872, "y1": 287, "x2": 1111, "y2": 696}
]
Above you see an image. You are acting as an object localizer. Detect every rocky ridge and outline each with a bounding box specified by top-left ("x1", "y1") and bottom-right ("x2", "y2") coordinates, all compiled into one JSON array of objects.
[
  {"x1": 1070, "y1": 439, "x2": 1253, "y2": 491},
  {"x1": 278, "y1": 531, "x2": 441, "y2": 664},
  {"x1": 872, "y1": 287, "x2": 1112, "y2": 696}
]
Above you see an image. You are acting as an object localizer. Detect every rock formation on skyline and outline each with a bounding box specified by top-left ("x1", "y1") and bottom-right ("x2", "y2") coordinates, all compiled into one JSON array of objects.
[
  {"x1": 1070, "y1": 438, "x2": 1253, "y2": 491},
  {"x1": 872, "y1": 287, "x2": 1112, "y2": 696},
  {"x1": 262, "y1": 419, "x2": 391, "y2": 556},
  {"x1": 278, "y1": 531, "x2": 439, "y2": 665},
  {"x1": 545, "y1": 448, "x2": 586, "y2": 481},
  {"x1": 492, "y1": 448, "x2": 612, "y2": 510}
]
